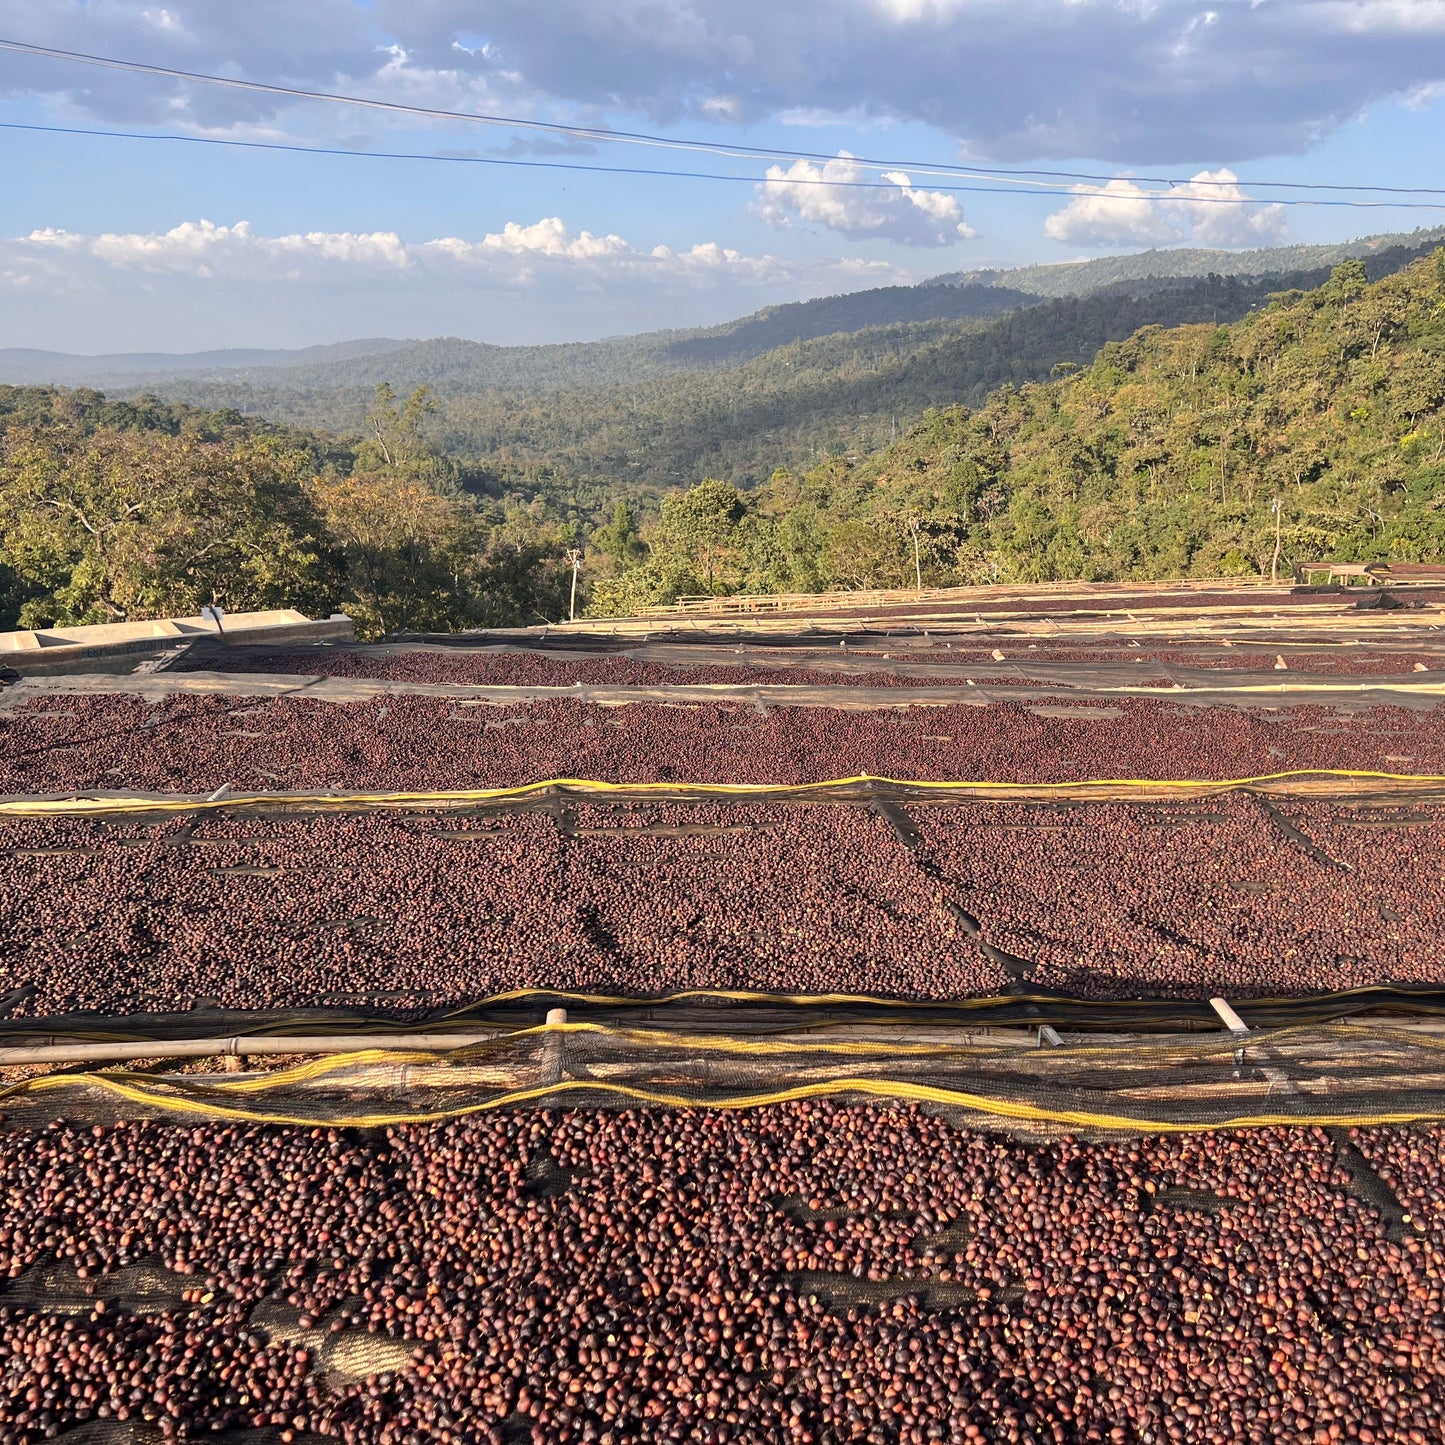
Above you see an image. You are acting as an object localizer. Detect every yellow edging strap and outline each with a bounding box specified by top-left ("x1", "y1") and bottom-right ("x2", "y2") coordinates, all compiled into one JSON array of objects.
[
  {"x1": 7, "y1": 1020, "x2": 1445, "y2": 1132},
  {"x1": 161, "y1": 1020, "x2": 1445, "y2": 1097},
  {"x1": 5, "y1": 768, "x2": 1445, "y2": 819},
  {"x1": 9, "y1": 1070, "x2": 1445, "y2": 1134}
]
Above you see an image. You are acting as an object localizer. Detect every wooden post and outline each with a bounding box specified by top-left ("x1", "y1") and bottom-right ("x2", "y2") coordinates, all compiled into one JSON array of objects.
[
  {"x1": 567, "y1": 551, "x2": 582, "y2": 623},
  {"x1": 545, "y1": 1008, "x2": 568, "y2": 1085},
  {"x1": 1210, "y1": 996, "x2": 1248, "y2": 1069}
]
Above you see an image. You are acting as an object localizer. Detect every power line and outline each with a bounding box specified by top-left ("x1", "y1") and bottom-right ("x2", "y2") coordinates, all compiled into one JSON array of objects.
[
  {"x1": 5, "y1": 120, "x2": 1445, "y2": 214},
  {"x1": 4, "y1": 36, "x2": 1445, "y2": 203}
]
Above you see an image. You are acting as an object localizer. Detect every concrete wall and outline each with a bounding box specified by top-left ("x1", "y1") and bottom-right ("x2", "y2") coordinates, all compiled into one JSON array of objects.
[{"x1": 0, "y1": 610, "x2": 354, "y2": 676}]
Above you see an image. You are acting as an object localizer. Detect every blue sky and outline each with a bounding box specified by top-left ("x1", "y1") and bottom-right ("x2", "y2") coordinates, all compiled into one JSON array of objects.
[{"x1": 2, "y1": 1, "x2": 1445, "y2": 352}]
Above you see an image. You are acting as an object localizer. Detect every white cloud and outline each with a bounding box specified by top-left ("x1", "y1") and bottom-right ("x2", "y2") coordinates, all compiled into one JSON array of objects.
[
  {"x1": 4, "y1": 0, "x2": 1445, "y2": 160},
  {"x1": 1043, "y1": 169, "x2": 1290, "y2": 249},
  {"x1": 869, "y1": 0, "x2": 970, "y2": 20},
  {"x1": 469, "y1": 217, "x2": 632, "y2": 260},
  {"x1": 0, "y1": 216, "x2": 910, "y2": 349},
  {"x1": 140, "y1": 8, "x2": 185, "y2": 33},
  {"x1": 1404, "y1": 79, "x2": 1445, "y2": 109},
  {"x1": 755, "y1": 153, "x2": 974, "y2": 246},
  {"x1": 7, "y1": 216, "x2": 834, "y2": 287},
  {"x1": 16, "y1": 220, "x2": 416, "y2": 280},
  {"x1": 1318, "y1": 0, "x2": 1445, "y2": 35}
]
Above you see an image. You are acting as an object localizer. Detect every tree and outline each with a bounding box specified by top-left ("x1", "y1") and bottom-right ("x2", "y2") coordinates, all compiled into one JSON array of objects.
[
  {"x1": 360, "y1": 383, "x2": 440, "y2": 471},
  {"x1": 652, "y1": 479, "x2": 746, "y2": 593},
  {"x1": 585, "y1": 558, "x2": 701, "y2": 617},
  {"x1": 591, "y1": 500, "x2": 647, "y2": 568},
  {"x1": 308, "y1": 470, "x2": 471, "y2": 636},
  {"x1": 0, "y1": 425, "x2": 338, "y2": 628},
  {"x1": 820, "y1": 520, "x2": 907, "y2": 590}
]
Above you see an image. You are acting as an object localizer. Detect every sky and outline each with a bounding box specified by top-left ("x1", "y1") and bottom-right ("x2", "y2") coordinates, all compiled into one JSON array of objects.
[{"x1": 2, "y1": 1, "x2": 1445, "y2": 353}]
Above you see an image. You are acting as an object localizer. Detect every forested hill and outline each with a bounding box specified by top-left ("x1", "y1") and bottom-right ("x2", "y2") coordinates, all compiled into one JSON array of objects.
[
  {"x1": 834, "y1": 249, "x2": 1445, "y2": 581},
  {"x1": 0, "y1": 339, "x2": 413, "y2": 389},
  {"x1": 936, "y1": 226, "x2": 1445, "y2": 299},
  {"x1": 10, "y1": 252, "x2": 1445, "y2": 630},
  {"x1": 642, "y1": 283, "x2": 1032, "y2": 367},
  {"x1": 596, "y1": 250, "x2": 1445, "y2": 611},
  {"x1": 4, "y1": 281, "x2": 1031, "y2": 397},
  {"x1": 258, "y1": 281, "x2": 1031, "y2": 390},
  {"x1": 156, "y1": 234, "x2": 1445, "y2": 495}
]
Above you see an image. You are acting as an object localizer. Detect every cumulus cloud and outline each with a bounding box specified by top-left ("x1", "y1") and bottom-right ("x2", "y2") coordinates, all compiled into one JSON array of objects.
[
  {"x1": 0, "y1": 216, "x2": 909, "y2": 350},
  {"x1": 1043, "y1": 170, "x2": 1291, "y2": 249},
  {"x1": 0, "y1": 2, "x2": 391, "y2": 134},
  {"x1": 5, "y1": 1, "x2": 1445, "y2": 161},
  {"x1": 6, "y1": 216, "x2": 823, "y2": 286},
  {"x1": 15, "y1": 220, "x2": 415, "y2": 282},
  {"x1": 754, "y1": 153, "x2": 974, "y2": 246}
]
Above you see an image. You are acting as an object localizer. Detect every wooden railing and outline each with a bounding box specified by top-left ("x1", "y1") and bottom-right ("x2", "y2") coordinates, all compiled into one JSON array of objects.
[
  {"x1": 631, "y1": 576, "x2": 1282, "y2": 619},
  {"x1": 1291, "y1": 561, "x2": 1445, "y2": 585}
]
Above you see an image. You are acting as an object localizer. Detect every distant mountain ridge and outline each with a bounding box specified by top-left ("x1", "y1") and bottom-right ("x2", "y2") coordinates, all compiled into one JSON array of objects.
[
  {"x1": 933, "y1": 226, "x2": 1445, "y2": 298},
  {"x1": 0, "y1": 284, "x2": 1029, "y2": 395},
  {"x1": 6, "y1": 225, "x2": 1442, "y2": 398},
  {"x1": 147, "y1": 234, "x2": 1445, "y2": 495},
  {"x1": 7, "y1": 224, "x2": 1444, "y2": 510},
  {"x1": 112, "y1": 282, "x2": 1033, "y2": 396},
  {"x1": 0, "y1": 338, "x2": 414, "y2": 387}
]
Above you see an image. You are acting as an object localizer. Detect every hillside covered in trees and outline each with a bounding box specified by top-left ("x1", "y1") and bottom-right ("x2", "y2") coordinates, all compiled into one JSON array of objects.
[
  {"x1": 147, "y1": 236, "x2": 1445, "y2": 496},
  {"x1": 938, "y1": 226, "x2": 1445, "y2": 299},
  {"x1": 588, "y1": 251, "x2": 1445, "y2": 612},
  {"x1": 1, "y1": 283, "x2": 1031, "y2": 396},
  {"x1": 8, "y1": 244, "x2": 1445, "y2": 635}
]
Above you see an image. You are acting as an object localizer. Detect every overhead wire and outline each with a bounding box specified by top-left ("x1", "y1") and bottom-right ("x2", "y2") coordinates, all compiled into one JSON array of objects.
[
  {"x1": 4, "y1": 37, "x2": 1445, "y2": 209},
  {"x1": 4, "y1": 119, "x2": 1445, "y2": 213}
]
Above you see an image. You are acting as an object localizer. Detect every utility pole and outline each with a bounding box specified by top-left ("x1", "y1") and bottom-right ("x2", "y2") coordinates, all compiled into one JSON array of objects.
[
  {"x1": 567, "y1": 548, "x2": 582, "y2": 623},
  {"x1": 909, "y1": 518, "x2": 923, "y2": 591},
  {"x1": 1270, "y1": 497, "x2": 1282, "y2": 583}
]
